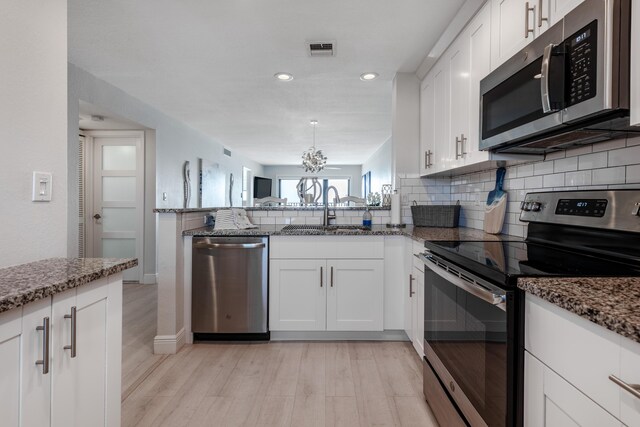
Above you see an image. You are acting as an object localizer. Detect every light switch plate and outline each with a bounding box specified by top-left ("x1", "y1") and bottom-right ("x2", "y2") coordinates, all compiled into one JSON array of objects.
[{"x1": 32, "y1": 172, "x2": 52, "y2": 202}]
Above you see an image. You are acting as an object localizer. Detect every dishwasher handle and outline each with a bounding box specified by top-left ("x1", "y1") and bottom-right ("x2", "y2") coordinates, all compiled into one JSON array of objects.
[{"x1": 194, "y1": 242, "x2": 266, "y2": 250}]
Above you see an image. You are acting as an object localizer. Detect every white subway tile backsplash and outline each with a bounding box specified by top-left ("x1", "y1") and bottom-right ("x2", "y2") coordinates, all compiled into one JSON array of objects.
[
  {"x1": 626, "y1": 165, "x2": 640, "y2": 183},
  {"x1": 608, "y1": 145, "x2": 640, "y2": 167},
  {"x1": 543, "y1": 173, "x2": 564, "y2": 188},
  {"x1": 554, "y1": 157, "x2": 578, "y2": 173},
  {"x1": 565, "y1": 170, "x2": 592, "y2": 186},
  {"x1": 578, "y1": 152, "x2": 607, "y2": 170},
  {"x1": 592, "y1": 138, "x2": 626, "y2": 152},
  {"x1": 534, "y1": 161, "x2": 554, "y2": 176},
  {"x1": 516, "y1": 164, "x2": 534, "y2": 177},
  {"x1": 592, "y1": 166, "x2": 625, "y2": 185},
  {"x1": 625, "y1": 135, "x2": 640, "y2": 146},
  {"x1": 525, "y1": 176, "x2": 543, "y2": 189},
  {"x1": 564, "y1": 145, "x2": 593, "y2": 157},
  {"x1": 546, "y1": 150, "x2": 566, "y2": 160}
]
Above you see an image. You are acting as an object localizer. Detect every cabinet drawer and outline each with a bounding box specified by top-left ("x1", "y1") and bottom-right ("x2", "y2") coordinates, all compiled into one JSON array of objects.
[
  {"x1": 619, "y1": 338, "x2": 640, "y2": 426},
  {"x1": 525, "y1": 295, "x2": 621, "y2": 418},
  {"x1": 270, "y1": 236, "x2": 384, "y2": 259}
]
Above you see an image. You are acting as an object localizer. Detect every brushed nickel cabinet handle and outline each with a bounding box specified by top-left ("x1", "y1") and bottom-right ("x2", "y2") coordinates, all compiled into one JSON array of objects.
[
  {"x1": 427, "y1": 150, "x2": 433, "y2": 167},
  {"x1": 320, "y1": 266, "x2": 323, "y2": 288},
  {"x1": 424, "y1": 151, "x2": 429, "y2": 169},
  {"x1": 537, "y1": 0, "x2": 548, "y2": 27},
  {"x1": 409, "y1": 274, "x2": 415, "y2": 297},
  {"x1": 460, "y1": 134, "x2": 467, "y2": 157},
  {"x1": 35, "y1": 317, "x2": 50, "y2": 374},
  {"x1": 525, "y1": 2, "x2": 535, "y2": 38},
  {"x1": 330, "y1": 266, "x2": 334, "y2": 287},
  {"x1": 455, "y1": 136, "x2": 462, "y2": 159},
  {"x1": 64, "y1": 306, "x2": 77, "y2": 358},
  {"x1": 609, "y1": 375, "x2": 640, "y2": 400}
]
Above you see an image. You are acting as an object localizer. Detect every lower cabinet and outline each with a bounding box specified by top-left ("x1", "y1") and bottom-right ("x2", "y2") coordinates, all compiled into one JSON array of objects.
[
  {"x1": 270, "y1": 258, "x2": 384, "y2": 332},
  {"x1": 404, "y1": 238, "x2": 425, "y2": 358},
  {"x1": 0, "y1": 275, "x2": 122, "y2": 427}
]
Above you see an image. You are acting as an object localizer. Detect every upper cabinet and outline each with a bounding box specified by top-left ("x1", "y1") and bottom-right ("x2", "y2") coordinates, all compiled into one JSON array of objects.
[{"x1": 632, "y1": 0, "x2": 640, "y2": 126}]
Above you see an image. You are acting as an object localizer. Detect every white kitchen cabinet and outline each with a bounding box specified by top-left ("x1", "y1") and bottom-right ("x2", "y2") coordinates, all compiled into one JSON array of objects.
[
  {"x1": 447, "y1": 36, "x2": 470, "y2": 170},
  {"x1": 269, "y1": 240, "x2": 384, "y2": 333},
  {"x1": 326, "y1": 259, "x2": 383, "y2": 331},
  {"x1": 619, "y1": 338, "x2": 640, "y2": 427},
  {"x1": 631, "y1": 0, "x2": 640, "y2": 126},
  {"x1": 491, "y1": 0, "x2": 550, "y2": 70},
  {"x1": 270, "y1": 259, "x2": 326, "y2": 331},
  {"x1": 432, "y1": 61, "x2": 451, "y2": 173},
  {"x1": 419, "y1": 74, "x2": 436, "y2": 174},
  {"x1": 524, "y1": 351, "x2": 622, "y2": 427},
  {"x1": 548, "y1": 0, "x2": 584, "y2": 25},
  {"x1": 404, "y1": 238, "x2": 425, "y2": 358},
  {"x1": 0, "y1": 274, "x2": 122, "y2": 427}
]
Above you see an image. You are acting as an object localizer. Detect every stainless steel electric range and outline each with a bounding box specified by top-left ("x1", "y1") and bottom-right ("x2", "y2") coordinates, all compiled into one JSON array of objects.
[{"x1": 418, "y1": 189, "x2": 640, "y2": 427}]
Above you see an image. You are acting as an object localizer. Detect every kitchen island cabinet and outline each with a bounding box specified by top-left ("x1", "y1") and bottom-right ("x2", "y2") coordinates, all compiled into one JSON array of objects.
[{"x1": 0, "y1": 258, "x2": 135, "y2": 427}]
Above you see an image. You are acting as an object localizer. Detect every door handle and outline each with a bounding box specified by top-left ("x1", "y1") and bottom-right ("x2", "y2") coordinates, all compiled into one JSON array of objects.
[
  {"x1": 320, "y1": 266, "x2": 323, "y2": 288},
  {"x1": 540, "y1": 43, "x2": 555, "y2": 113},
  {"x1": 609, "y1": 375, "x2": 640, "y2": 400},
  {"x1": 537, "y1": 0, "x2": 548, "y2": 27},
  {"x1": 427, "y1": 150, "x2": 433, "y2": 167},
  {"x1": 460, "y1": 134, "x2": 467, "y2": 158},
  {"x1": 330, "y1": 266, "x2": 334, "y2": 287},
  {"x1": 194, "y1": 242, "x2": 266, "y2": 250},
  {"x1": 524, "y1": 2, "x2": 535, "y2": 38},
  {"x1": 409, "y1": 274, "x2": 415, "y2": 297},
  {"x1": 93, "y1": 213, "x2": 101, "y2": 220},
  {"x1": 64, "y1": 306, "x2": 77, "y2": 358},
  {"x1": 455, "y1": 136, "x2": 461, "y2": 159},
  {"x1": 35, "y1": 317, "x2": 50, "y2": 374}
]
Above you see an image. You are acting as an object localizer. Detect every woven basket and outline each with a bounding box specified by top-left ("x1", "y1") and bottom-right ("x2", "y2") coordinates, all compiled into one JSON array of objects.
[{"x1": 410, "y1": 201, "x2": 461, "y2": 228}]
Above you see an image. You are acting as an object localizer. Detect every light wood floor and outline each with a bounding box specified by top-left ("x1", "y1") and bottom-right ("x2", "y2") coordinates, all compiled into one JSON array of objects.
[
  {"x1": 122, "y1": 283, "x2": 165, "y2": 398},
  {"x1": 122, "y1": 341, "x2": 438, "y2": 427}
]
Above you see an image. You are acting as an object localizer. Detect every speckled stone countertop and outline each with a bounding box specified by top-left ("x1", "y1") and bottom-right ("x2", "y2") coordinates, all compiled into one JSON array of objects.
[
  {"x1": 518, "y1": 277, "x2": 640, "y2": 343},
  {"x1": 183, "y1": 224, "x2": 515, "y2": 243},
  {"x1": 0, "y1": 258, "x2": 138, "y2": 314},
  {"x1": 155, "y1": 206, "x2": 391, "y2": 213}
]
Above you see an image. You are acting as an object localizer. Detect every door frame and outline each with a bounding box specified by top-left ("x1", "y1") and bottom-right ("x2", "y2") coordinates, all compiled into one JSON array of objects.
[{"x1": 83, "y1": 130, "x2": 145, "y2": 282}]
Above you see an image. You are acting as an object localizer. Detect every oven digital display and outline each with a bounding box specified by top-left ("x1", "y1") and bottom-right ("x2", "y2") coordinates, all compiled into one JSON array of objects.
[{"x1": 555, "y1": 199, "x2": 607, "y2": 217}]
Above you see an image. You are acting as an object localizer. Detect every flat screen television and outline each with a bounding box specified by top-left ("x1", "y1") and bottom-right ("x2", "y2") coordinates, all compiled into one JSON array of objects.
[{"x1": 253, "y1": 177, "x2": 272, "y2": 198}]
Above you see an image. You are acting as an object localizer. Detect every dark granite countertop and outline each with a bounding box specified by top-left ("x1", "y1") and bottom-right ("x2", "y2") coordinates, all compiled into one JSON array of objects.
[
  {"x1": 518, "y1": 277, "x2": 640, "y2": 344},
  {"x1": 0, "y1": 258, "x2": 137, "y2": 314},
  {"x1": 183, "y1": 224, "x2": 515, "y2": 243},
  {"x1": 155, "y1": 206, "x2": 391, "y2": 213}
]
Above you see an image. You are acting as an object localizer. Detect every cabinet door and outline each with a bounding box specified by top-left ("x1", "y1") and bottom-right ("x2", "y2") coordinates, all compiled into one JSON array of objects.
[
  {"x1": 0, "y1": 308, "x2": 23, "y2": 427},
  {"x1": 21, "y1": 297, "x2": 52, "y2": 427},
  {"x1": 327, "y1": 260, "x2": 383, "y2": 331},
  {"x1": 548, "y1": 0, "x2": 583, "y2": 26},
  {"x1": 491, "y1": 0, "x2": 531, "y2": 70},
  {"x1": 404, "y1": 241, "x2": 415, "y2": 340},
  {"x1": 51, "y1": 288, "x2": 77, "y2": 427},
  {"x1": 525, "y1": 352, "x2": 622, "y2": 427},
  {"x1": 464, "y1": 2, "x2": 492, "y2": 166},
  {"x1": 420, "y1": 75, "x2": 436, "y2": 175},
  {"x1": 270, "y1": 260, "x2": 326, "y2": 331},
  {"x1": 619, "y1": 339, "x2": 640, "y2": 427},
  {"x1": 631, "y1": 0, "x2": 640, "y2": 126},
  {"x1": 432, "y1": 61, "x2": 451, "y2": 173},
  {"x1": 448, "y1": 37, "x2": 470, "y2": 168},
  {"x1": 411, "y1": 265, "x2": 425, "y2": 358}
]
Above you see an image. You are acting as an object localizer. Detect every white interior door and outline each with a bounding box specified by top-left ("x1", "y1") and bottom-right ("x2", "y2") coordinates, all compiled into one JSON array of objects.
[{"x1": 88, "y1": 131, "x2": 144, "y2": 282}]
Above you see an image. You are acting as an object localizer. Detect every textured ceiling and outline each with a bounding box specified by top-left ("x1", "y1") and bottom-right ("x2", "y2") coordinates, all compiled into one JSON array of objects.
[{"x1": 68, "y1": 0, "x2": 465, "y2": 165}]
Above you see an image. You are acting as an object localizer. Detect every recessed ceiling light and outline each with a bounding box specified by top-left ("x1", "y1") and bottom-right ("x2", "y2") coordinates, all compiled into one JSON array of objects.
[
  {"x1": 360, "y1": 72, "x2": 378, "y2": 81},
  {"x1": 274, "y1": 72, "x2": 294, "y2": 81}
]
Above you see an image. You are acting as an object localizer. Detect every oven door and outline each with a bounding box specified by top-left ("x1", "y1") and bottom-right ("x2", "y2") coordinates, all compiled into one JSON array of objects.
[{"x1": 420, "y1": 252, "x2": 517, "y2": 427}]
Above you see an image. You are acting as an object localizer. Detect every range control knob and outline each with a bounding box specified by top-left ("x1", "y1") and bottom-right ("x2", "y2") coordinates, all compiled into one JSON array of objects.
[
  {"x1": 521, "y1": 201, "x2": 532, "y2": 212},
  {"x1": 531, "y1": 202, "x2": 542, "y2": 212}
]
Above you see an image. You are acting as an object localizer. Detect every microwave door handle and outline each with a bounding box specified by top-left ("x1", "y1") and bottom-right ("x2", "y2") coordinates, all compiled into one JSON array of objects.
[
  {"x1": 540, "y1": 43, "x2": 554, "y2": 113},
  {"x1": 419, "y1": 254, "x2": 507, "y2": 311}
]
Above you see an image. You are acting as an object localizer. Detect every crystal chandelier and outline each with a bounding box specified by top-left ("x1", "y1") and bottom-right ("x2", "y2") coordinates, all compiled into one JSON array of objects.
[{"x1": 301, "y1": 120, "x2": 327, "y2": 173}]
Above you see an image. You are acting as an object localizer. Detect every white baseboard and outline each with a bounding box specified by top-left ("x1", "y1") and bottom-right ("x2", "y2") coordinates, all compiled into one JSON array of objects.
[
  {"x1": 270, "y1": 330, "x2": 410, "y2": 341},
  {"x1": 142, "y1": 273, "x2": 157, "y2": 285},
  {"x1": 153, "y1": 328, "x2": 185, "y2": 354}
]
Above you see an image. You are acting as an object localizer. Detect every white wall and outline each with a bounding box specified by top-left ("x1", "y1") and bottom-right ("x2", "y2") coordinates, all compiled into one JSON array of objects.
[
  {"x1": 262, "y1": 165, "x2": 363, "y2": 199},
  {"x1": 0, "y1": 0, "x2": 67, "y2": 267},
  {"x1": 68, "y1": 64, "x2": 265, "y2": 277},
  {"x1": 362, "y1": 137, "x2": 393, "y2": 195}
]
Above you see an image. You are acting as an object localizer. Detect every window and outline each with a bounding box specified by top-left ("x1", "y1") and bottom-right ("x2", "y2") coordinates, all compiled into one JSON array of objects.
[{"x1": 278, "y1": 178, "x2": 350, "y2": 205}]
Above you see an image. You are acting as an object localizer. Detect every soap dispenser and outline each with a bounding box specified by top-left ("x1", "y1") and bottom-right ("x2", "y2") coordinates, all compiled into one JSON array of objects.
[{"x1": 362, "y1": 207, "x2": 372, "y2": 229}]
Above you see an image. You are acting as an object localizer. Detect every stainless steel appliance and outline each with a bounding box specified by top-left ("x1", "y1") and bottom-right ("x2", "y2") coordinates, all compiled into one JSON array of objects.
[
  {"x1": 420, "y1": 189, "x2": 640, "y2": 426},
  {"x1": 480, "y1": 0, "x2": 635, "y2": 153},
  {"x1": 192, "y1": 236, "x2": 269, "y2": 340}
]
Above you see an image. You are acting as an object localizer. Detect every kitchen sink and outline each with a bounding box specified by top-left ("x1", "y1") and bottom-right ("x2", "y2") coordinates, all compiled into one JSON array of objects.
[{"x1": 279, "y1": 224, "x2": 370, "y2": 234}]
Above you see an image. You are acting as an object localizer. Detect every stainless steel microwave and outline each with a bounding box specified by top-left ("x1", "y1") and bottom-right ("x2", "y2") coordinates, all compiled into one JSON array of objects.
[{"x1": 480, "y1": 0, "x2": 632, "y2": 153}]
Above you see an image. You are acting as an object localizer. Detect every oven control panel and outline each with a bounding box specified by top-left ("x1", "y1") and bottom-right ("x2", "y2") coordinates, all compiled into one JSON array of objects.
[
  {"x1": 555, "y1": 199, "x2": 607, "y2": 217},
  {"x1": 519, "y1": 190, "x2": 640, "y2": 233}
]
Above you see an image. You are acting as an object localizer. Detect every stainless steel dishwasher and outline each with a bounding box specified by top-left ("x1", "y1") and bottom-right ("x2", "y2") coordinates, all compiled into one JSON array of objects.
[{"x1": 191, "y1": 236, "x2": 269, "y2": 340}]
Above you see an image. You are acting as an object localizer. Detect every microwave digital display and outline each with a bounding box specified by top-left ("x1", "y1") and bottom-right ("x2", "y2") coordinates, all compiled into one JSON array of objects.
[
  {"x1": 555, "y1": 199, "x2": 607, "y2": 217},
  {"x1": 572, "y1": 28, "x2": 591, "y2": 46}
]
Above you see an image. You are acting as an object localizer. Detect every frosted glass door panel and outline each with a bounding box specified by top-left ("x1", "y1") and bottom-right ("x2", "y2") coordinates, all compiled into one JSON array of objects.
[
  {"x1": 102, "y1": 177, "x2": 136, "y2": 202},
  {"x1": 102, "y1": 208, "x2": 136, "y2": 232},
  {"x1": 102, "y1": 145, "x2": 136, "y2": 170},
  {"x1": 102, "y1": 238, "x2": 136, "y2": 259}
]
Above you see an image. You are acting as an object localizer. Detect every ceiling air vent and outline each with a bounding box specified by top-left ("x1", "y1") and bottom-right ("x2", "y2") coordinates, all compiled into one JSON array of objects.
[
  {"x1": 223, "y1": 148, "x2": 231, "y2": 157},
  {"x1": 307, "y1": 41, "x2": 335, "y2": 57}
]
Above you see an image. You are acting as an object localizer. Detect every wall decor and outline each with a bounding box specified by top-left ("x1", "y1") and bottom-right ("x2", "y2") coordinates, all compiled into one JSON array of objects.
[{"x1": 198, "y1": 158, "x2": 225, "y2": 208}]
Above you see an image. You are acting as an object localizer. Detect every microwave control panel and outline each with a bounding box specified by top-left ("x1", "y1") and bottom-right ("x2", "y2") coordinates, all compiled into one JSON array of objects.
[{"x1": 566, "y1": 20, "x2": 598, "y2": 107}]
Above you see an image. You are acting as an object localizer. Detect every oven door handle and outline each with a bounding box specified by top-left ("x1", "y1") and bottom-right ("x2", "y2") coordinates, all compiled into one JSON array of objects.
[{"x1": 418, "y1": 254, "x2": 507, "y2": 311}]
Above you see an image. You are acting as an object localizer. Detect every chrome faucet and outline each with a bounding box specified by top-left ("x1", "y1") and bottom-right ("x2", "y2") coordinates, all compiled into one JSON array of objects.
[{"x1": 323, "y1": 186, "x2": 340, "y2": 226}]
